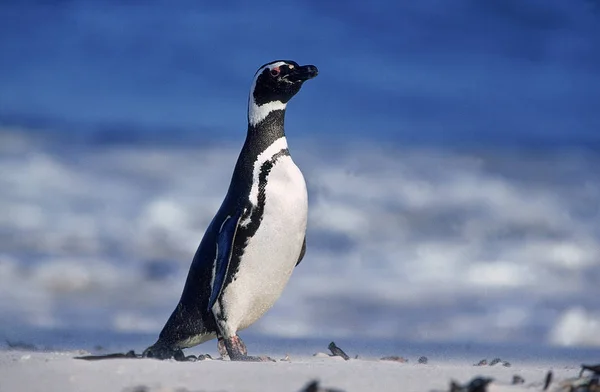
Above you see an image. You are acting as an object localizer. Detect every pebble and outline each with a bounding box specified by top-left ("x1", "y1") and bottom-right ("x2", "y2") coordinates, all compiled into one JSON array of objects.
[
  {"x1": 328, "y1": 342, "x2": 350, "y2": 361},
  {"x1": 489, "y1": 358, "x2": 502, "y2": 366},
  {"x1": 380, "y1": 356, "x2": 408, "y2": 363}
]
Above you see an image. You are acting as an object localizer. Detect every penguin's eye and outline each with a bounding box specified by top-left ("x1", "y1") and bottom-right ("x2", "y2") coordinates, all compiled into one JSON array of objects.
[{"x1": 270, "y1": 67, "x2": 280, "y2": 77}]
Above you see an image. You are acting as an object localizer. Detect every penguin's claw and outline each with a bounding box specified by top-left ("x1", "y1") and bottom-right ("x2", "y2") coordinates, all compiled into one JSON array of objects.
[
  {"x1": 217, "y1": 337, "x2": 229, "y2": 359},
  {"x1": 143, "y1": 345, "x2": 211, "y2": 362},
  {"x1": 222, "y1": 335, "x2": 274, "y2": 362}
]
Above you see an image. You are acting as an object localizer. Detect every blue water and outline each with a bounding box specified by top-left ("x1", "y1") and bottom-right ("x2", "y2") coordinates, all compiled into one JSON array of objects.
[{"x1": 1, "y1": 0, "x2": 600, "y2": 146}]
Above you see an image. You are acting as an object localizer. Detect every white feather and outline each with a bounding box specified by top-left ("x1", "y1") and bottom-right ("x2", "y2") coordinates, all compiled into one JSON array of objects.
[
  {"x1": 239, "y1": 136, "x2": 289, "y2": 227},
  {"x1": 210, "y1": 242, "x2": 218, "y2": 304}
]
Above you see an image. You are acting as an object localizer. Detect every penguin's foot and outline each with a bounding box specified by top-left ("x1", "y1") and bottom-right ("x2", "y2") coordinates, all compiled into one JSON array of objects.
[
  {"x1": 142, "y1": 342, "x2": 180, "y2": 360},
  {"x1": 142, "y1": 342, "x2": 208, "y2": 361},
  {"x1": 143, "y1": 344, "x2": 211, "y2": 362},
  {"x1": 223, "y1": 335, "x2": 275, "y2": 362},
  {"x1": 224, "y1": 335, "x2": 248, "y2": 356},
  {"x1": 217, "y1": 337, "x2": 229, "y2": 359}
]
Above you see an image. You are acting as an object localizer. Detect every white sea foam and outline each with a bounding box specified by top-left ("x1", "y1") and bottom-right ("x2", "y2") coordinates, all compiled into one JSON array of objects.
[
  {"x1": 0, "y1": 130, "x2": 598, "y2": 347},
  {"x1": 549, "y1": 307, "x2": 600, "y2": 347}
]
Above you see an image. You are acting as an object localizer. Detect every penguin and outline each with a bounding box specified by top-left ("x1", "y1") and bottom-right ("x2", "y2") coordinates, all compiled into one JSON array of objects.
[{"x1": 143, "y1": 60, "x2": 318, "y2": 361}]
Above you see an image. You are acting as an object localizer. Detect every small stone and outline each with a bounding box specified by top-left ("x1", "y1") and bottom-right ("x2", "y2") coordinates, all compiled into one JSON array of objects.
[
  {"x1": 450, "y1": 377, "x2": 493, "y2": 392},
  {"x1": 380, "y1": 356, "x2": 408, "y2": 363},
  {"x1": 489, "y1": 358, "x2": 501, "y2": 366},
  {"x1": 512, "y1": 375, "x2": 525, "y2": 385},
  {"x1": 543, "y1": 371, "x2": 553, "y2": 391},
  {"x1": 580, "y1": 364, "x2": 600, "y2": 377},
  {"x1": 467, "y1": 377, "x2": 493, "y2": 392},
  {"x1": 418, "y1": 356, "x2": 428, "y2": 364},
  {"x1": 124, "y1": 386, "x2": 149, "y2": 392},
  {"x1": 280, "y1": 354, "x2": 291, "y2": 362},
  {"x1": 474, "y1": 359, "x2": 487, "y2": 366},
  {"x1": 502, "y1": 361, "x2": 511, "y2": 367},
  {"x1": 300, "y1": 380, "x2": 345, "y2": 392},
  {"x1": 328, "y1": 342, "x2": 350, "y2": 360}
]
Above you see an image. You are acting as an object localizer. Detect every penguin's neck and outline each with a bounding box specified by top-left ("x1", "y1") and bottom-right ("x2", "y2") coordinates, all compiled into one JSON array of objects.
[
  {"x1": 246, "y1": 86, "x2": 289, "y2": 145},
  {"x1": 245, "y1": 109, "x2": 286, "y2": 147},
  {"x1": 230, "y1": 108, "x2": 289, "y2": 197}
]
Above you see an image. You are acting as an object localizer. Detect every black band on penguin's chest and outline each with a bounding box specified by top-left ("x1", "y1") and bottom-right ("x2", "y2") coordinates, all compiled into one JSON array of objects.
[{"x1": 224, "y1": 147, "x2": 290, "y2": 289}]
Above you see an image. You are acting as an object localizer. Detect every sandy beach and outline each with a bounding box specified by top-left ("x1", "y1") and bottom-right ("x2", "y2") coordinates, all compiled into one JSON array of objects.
[{"x1": 0, "y1": 341, "x2": 597, "y2": 392}]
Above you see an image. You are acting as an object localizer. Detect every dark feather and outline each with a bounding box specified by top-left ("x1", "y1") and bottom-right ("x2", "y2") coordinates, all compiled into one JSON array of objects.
[
  {"x1": 296, "y1": 236, "x2": 306, "y2": 267},
  {"x1": 208, "y1": 210, "x2": 243, "y2": 311}
]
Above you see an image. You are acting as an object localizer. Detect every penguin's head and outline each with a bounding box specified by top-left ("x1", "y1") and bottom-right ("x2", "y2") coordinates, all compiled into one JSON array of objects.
[{"x1": 250, "y1": 60, "x2": 318, "y2": 107}]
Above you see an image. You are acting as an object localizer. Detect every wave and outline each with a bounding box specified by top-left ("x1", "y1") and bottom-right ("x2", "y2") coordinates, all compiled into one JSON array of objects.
[{"x1": 1, "y1": 130, "x2": 598, "y2": 347}]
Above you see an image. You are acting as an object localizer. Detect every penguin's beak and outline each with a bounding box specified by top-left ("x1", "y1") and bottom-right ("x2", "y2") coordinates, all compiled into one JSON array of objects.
[{"x1": 287, "y1": 64, "x2": 319, "y2": 82}]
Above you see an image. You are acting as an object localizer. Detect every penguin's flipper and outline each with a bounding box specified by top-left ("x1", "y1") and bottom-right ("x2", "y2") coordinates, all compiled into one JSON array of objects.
[
  {"x1": 208, "y1": 210, "x2": 243, "y2": 311},
  {"x1": 295, "y1": 236, "x2": 306, "y2": 267}
]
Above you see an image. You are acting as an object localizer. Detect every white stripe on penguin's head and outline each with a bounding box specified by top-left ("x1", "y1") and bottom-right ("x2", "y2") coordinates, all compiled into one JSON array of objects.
[{"x1": 248, "y1": 61, "x2": 289, "y2": 127}]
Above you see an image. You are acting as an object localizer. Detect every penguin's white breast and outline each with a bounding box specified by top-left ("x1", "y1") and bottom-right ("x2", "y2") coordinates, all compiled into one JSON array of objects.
[{"x1": 223, "y1": 155, "x2": 308, "y2": 330}]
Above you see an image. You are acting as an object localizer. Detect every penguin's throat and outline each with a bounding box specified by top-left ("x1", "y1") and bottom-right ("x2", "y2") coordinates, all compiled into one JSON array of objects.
[
  {"x1": 247, "y1": 103, "x2": 287, "y2": 143},
  {"x1": 248, "y1": 98, "x2": 287, "y2": 128}
]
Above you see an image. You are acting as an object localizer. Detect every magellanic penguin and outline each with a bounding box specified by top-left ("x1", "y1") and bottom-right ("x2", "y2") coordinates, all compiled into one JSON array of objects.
[{"x1": 143, "y1": 60, "x2": 318, "y2": 361}]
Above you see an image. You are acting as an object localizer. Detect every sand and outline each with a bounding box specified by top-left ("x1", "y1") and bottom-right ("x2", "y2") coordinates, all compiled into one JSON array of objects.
[{"x1": 0, "y1": 346, "x2": 596, "y2": 392}]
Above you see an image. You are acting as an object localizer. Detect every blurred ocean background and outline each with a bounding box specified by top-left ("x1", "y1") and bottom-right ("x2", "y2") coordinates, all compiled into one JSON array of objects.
[{"x1": 1, "y1": 0, "x2": 599, "y2": 353}]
